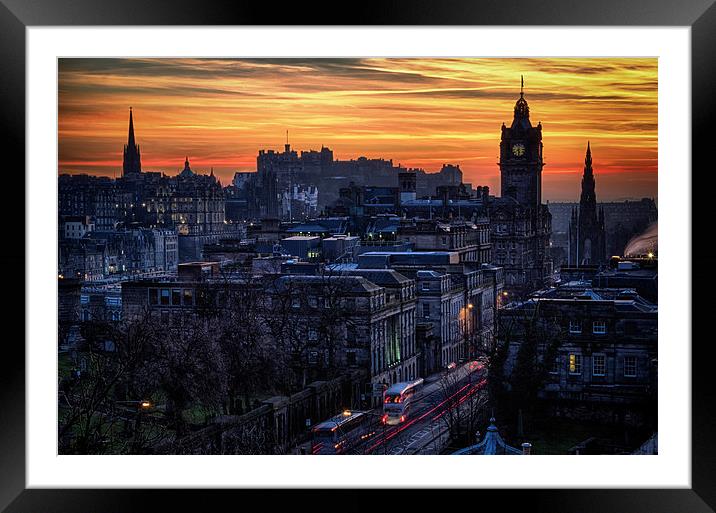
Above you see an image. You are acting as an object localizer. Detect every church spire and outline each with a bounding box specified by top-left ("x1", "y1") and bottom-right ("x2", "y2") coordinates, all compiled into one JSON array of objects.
[
  {"x1": 584, "y1": 141, "x2": 593, "y2": 175},
  {"x1": 128, "y1": 107, "x2": 136, "y2": 147},
  {"x1": 571, "y1": 142, "x2": 606, "y2": 265},
  {"x1": 122, "y1": 107, "x2": 141, "y2": 175}
]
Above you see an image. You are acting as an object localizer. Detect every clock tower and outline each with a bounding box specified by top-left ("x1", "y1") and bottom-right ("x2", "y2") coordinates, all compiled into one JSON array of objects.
[{"x1": 499, "y1": 77, "x2": 543, "y2": 209}]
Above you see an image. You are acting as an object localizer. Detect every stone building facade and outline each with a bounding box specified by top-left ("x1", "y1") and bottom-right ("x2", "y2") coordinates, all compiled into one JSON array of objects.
[{"x1": 500, "y1": 282, "x2": 657, "y2": 424}]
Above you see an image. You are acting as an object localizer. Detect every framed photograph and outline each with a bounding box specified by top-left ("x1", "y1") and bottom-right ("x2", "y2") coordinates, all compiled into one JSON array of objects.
[{"x1": 4, "y1": 0, "x2": 712, "y2": 511}]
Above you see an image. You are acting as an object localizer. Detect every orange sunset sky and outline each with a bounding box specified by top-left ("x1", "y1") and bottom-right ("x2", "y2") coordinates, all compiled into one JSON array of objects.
[{"x1": 58, "y1": 58, "x2": 657, "y2": 202}]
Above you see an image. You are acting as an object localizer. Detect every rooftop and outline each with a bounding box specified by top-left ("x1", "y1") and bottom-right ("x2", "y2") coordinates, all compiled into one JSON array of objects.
[{"x1": 453, "y1": 418, "x2": 524, "y2": 455}]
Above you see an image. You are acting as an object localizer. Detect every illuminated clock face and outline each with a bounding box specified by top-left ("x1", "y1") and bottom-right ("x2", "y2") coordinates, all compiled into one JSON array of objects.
[{"x1": 512, "y1": 143, "x2": 526, "y2": 157}]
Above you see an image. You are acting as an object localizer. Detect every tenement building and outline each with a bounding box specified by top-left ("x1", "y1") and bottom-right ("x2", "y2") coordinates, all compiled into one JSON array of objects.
[
  {"x1": 349, "y1": 250, "x2": 503, "y2": 374},
  {"x1": 396, "y1": 218, "x2": 492, "y2": 265},
  {"x1": 121, "y1": 262, "x2": 419, "y2": 406}
]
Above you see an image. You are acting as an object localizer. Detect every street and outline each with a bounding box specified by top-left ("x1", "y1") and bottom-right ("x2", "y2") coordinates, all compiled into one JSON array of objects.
[{"x1": 348, "y1": 361, "x2": 487, "y2": 455}]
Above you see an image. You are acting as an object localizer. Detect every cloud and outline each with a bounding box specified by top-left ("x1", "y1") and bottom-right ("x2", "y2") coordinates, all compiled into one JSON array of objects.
[{"x1": 57, "y1": 57, "x2": 658, "y2": 201}]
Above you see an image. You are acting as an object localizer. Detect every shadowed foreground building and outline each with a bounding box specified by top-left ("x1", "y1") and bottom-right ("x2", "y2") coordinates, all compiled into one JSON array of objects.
[
  {"x1": 499, "y1": 280, "x2": 657, "y2": 426},
  {"x1": 121, "y1": 263, "x2": 419, "y2": 406}
]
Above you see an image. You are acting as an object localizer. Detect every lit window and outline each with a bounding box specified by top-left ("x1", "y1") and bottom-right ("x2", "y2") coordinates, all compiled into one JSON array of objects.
[
  {"x1": 624, "y1": 356, "x2": 637, "y2": 377},
  {"x1": 183, "y1": 289, "x2": 194, "y2": 306},
  {"x1": 569, "y1": 320, "x2": 582, "y2": 334},
  {"x1": 592, "y1": 354, "x2": 606, "y2": 376},
  {"x1": 593, "y1": 320, "x2": 606, "y2": 334},
  {"x1": 568, "y1": 354, "x2": 582, "y2": 374}
]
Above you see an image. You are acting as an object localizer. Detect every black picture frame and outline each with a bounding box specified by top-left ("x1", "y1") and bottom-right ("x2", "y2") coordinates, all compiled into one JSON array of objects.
[{"x1": 2, "y1": 1, "x2": 712, "y2": 511}]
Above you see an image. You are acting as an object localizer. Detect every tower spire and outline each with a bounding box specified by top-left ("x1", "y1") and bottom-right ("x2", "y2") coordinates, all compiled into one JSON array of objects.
[
  {"x1": 520, "y1": 75, "x2": 524, "y2": 97},
  {"x1": 122, "y1": 107, "x2": 141, "y2": 175},
  {"x1": 127, "y1": 107, "x2": 136, "y2": 148}
]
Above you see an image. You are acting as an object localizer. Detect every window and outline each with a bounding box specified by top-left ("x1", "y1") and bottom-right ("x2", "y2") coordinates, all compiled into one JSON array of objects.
[
  {"x1": 568, "y1": 354, "x2": 582, "y2": 374},
  {"x1": 308, "y1": 296, "x2": 318, "y2": 308},
  {"x1": 308, "y1": 329, "x2": 318, "y2": 341},
  {"x1": 292, "y1": 297, "x2": 300, "y2": 309},
  {"x1": 148, "y1": 288, "x2": 159, "y2": 305},
  {"x1": 441, "y1": 236, "x2": 448, "y2": 245},
  {"x1": 422, "y1": 282, "x2": 430, "y2": 291},
  {"x1": 160, "y1": 288, "x2": 170, "y2": 306},
  {"x1": 569, "y1": 320, "x2": 582, "y2": 334},
  {"x1": 550, "y1": 355, "x2": 560, "y2": 374},
  {"x1": 183, "y1": 288, "x2": 194, "y2": 306},
  {"x1": 624, "y1": 356, "x2": 637, "y2": 377},
  {"x1": 593, "y1": 320, "x2": 606, "y2": 334},
  {"x1": 592, "y1": 354, "x2": 606, "y2": 376},
  {"x1": 423, "y1": 303, "x2": 430, "y2": 318},
  {"x1": 171, "y1": 289, "x2": 181, "y2": 306}
]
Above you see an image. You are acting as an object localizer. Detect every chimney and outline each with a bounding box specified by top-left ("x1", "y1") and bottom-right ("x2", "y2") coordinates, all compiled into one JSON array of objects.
[{"x1": 521, "y1": 442, "x2": 532, "y2": 455}]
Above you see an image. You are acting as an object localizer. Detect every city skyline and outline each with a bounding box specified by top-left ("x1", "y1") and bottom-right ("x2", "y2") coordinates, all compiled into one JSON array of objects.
[{"x1": 58, "y1": 58, "x2": 658, "y2": 202}]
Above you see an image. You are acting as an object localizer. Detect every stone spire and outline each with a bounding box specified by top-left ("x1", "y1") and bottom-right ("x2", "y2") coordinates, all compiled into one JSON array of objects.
[
  {"x1": 122, "y1": 107, "x2": 142, "y2": 175},
  {"x1": 570, "y1": 141, "x2": 606, "y2": 265},
  {"x1": 128, "y1": 107, "x2": 136, "y2": 148},
  {"x1": 580, "y1": 142, "x2": 596, "y2": 206}
]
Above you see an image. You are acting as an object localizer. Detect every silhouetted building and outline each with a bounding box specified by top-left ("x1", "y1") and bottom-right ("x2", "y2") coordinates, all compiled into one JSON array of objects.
[
  {"x1": 569, "y1": 143, "x2": 606, "y2": 265},
  {"x1": 490, "y1": 78, "x2": 552, "y2": 294},
  {"x1": 549, "y1": 199, "x2": 657, "y2": 259},
  {"x1": 122, "y1": 107, "x2": 142, "y2": 176},
  {"x1": 500, "y1": 77, "x2": 543, "y2": 209}
]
